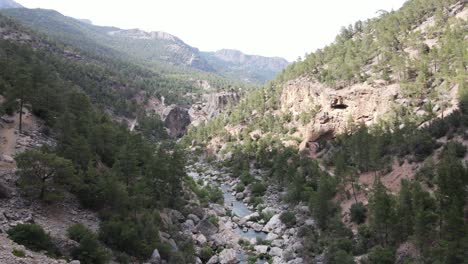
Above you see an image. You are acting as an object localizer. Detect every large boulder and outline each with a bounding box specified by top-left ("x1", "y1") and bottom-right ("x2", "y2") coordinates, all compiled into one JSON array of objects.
[
  {"x1": 262, "y1": 214, "x2": 284, "y2": 232},
  {"x1": 218, "y1": 248, "x2": 238, "y2": 264},
  {"x1": 195, "y1": 218, "x2": 218, "y2": 237},
  {"x1": 254, "y1": 245, "x2": 269, "y2": 254},
  {"x1": 149, "y1": 249, "x2": 162, "y2": 264}
]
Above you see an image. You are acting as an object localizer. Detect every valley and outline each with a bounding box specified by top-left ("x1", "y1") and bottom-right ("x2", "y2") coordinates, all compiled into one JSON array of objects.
[{"x1": 0, "y1": 0, "x2": 467, "y2": 264}]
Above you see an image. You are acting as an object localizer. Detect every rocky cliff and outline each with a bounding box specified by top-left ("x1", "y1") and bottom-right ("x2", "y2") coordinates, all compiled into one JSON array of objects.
[
  {"x1": 280, "y1": 77, "x2": 459, "y2": 150},
  {"x1": 189, "y1": 91, "x2": 240, "y2": 126}
]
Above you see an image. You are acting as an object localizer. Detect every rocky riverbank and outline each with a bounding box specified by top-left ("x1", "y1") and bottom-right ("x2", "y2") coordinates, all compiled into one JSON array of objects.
[{"x1": 185, "y1": 160, "x2": 316, "y2": 264}]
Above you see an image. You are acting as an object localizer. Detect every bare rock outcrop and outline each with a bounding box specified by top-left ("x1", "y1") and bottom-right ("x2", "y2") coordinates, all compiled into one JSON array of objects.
[
  {"x1": 189, "y1": 92, "x2": 240, "y2": 126},
  {"x1": 280, "y1": 77, "x2": 458, "y2": 151},
  {"x1": 162, "y1": 105, "x2": 191, "y2": 138}
]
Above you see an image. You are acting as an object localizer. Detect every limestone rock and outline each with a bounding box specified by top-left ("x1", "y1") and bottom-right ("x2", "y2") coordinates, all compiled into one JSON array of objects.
[
  {"x1": 218, "y1": 248, "x2": 238, "y2": 264},
  {"x1": 269, "y1": 247, "x2": 283, "y2": 257},
  {"x1": 149, "y1": 249, "x2": 162, "y2": 264},
  {"x1": 254, "y1": 245, "x2": 269, "y2": 254},
  {"x1": 195, "y1": 218, "x2": 218, "y2": 237}
]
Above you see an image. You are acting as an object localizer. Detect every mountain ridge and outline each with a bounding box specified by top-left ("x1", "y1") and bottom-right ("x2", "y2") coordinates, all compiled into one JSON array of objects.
[{"x1": 1, "y1": 6, "x2": 288, "y2": 84}]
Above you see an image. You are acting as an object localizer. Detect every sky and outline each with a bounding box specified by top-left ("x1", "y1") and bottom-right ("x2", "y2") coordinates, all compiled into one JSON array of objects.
[{"x1": 15, "y1": 0, "x2": 408, "y2": 61}]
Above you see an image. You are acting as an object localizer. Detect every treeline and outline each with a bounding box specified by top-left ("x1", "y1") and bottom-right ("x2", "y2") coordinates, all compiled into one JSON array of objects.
[{"x1": 0, "y1": 19, "x2": 195, "y2": 263}]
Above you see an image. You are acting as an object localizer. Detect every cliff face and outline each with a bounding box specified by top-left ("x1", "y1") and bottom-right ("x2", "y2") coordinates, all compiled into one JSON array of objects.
[
  {"x1": 163, "y1": 105, "x2": 191, "y2": 138},
  {"x1": 189, "y1": 92, "x2": 240, "y2": 126},
  {"x1": 280, "y1": 77, "x2": 459, "y2": 150}
]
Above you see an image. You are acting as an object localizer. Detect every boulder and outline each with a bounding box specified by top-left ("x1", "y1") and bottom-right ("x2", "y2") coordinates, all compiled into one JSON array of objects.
[
  {"x1": 195, "y1": 234, "x2": 207, "y2": 245},
  {"x1": 149, "y1": 249, "x2": 161, "y2": 264},
  {"x1": 235, "y1": 193, "x2": 244, "y2": 200},
  {"x1": 0, "y1": 182, "x2": 13, "y2": 199},
  {"x1": 218, "y1": 248, "x2": 238, "y2": 264},
  {"x1": 188, "y1": 214, "x2": 200, "y2": 223},
  {"x1": 1, "y1": 155, "x2": 14, "y2": 163},
  {"x1": 263, "y1": 214, "x2": 284, "y2": 232},
  {"x1": 206, "y1": 255, "x2": 219, "y2": 264},
  {"x1": 269, "y1": 247, "x2": 283, "y2": 257},
  {"x1": 254, "y1": 245, "x2": 269, "y2": 254},
  {"x1": 195, "y1": 218, "x2": 218, "y2": 237},
  {"x1": 243, "y1": 212, "x2": 260, "y2": 222},
  {"x1": 183, "y1": 219, "x2": 195, "y2": 230},
  {"x1": 252, "y1": 223, "x2": 263, "y2": 232},
  {"x1": 210, "y1": 204, "x2": 226, "y2": 216},
  {"x1": 287, "y1": 258, "x2": 304, "y2": 264},
  {"x1": 266, "y1": 233, "x2": 279, "y2": 241}
]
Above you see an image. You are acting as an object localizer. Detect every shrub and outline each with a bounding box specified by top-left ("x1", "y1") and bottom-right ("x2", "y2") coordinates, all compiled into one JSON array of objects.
[
  {"x1": 7, "y1": 224, "x2": 57, "y2": 254},
  {"x1": 208, "y1": 186, "x2": 224, "y2": 204},
  {"x1": 199, "y1": 246, "x2": 214, "y2": 262},
  {"x1": 67, "y1": 224, "x2": 94, "y2": 242},
  {"x1": 208, "y1": 215, "x2": 219, "y2": 227},
  {"x1": 279, "y1": 211, "x2": 297, "y2": 228},
  {"x1": 67, "y1": 224, "x2": 109, "y2": 264},
  {"x1": 350, "y1": 202, "x2": 367, "y2": 224},
  {"x1": 240, "y1": 172, "x2": 255, "y2": 185},
  {"x1": 235, "y1": 183, "x2": 245, "y2": 193},
  {"x1": 12, "y1": 248, "x2": 26, "y2": 258},
  {"x1": 71, "y1": 235, "x2": 110, "y2": 264},
  {"x1": 250, "y1": 182, "x2": 267, "y2": 197}
]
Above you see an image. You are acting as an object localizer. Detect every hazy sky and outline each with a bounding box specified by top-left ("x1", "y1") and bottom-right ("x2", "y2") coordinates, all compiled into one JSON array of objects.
[{"x1": 15, "y1": 0, "x2": 407, "y2": 61}]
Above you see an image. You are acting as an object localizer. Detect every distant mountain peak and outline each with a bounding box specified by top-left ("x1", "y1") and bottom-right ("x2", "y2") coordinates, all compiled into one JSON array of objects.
[{"x1": 0, "y1": 0, "x2": 23, "y2": 9}]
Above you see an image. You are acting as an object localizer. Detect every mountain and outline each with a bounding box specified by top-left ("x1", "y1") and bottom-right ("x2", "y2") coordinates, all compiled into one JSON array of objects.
[
  {"x1": 201, "y1": 49, "x2": 289, "y2": 83},
  {"x1": 0, "y1": 0, "x2": 22, "y2": 9},
  {"x1": 1, "y1": 8, "x2": 288, "y2": 84}
]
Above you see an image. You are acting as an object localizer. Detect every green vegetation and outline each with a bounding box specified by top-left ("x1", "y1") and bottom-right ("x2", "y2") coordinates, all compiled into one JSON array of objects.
[
  {"x1": 279, "y1": 211, "x2": 297, "y2": 228},
  {"x1": 67, "y1": 224, "x2": 109, "y2": 264},
  {"x1": 0, "y1": 13, "x2": 193, "y2": 262},
  {"x1": 12, "y1": 248, "x2": 26, "y2": 258},
  {"x1": 7, "y1": 224, "x2": 58, "y2": 255},
  {"x1": 16, "y1": 150, "x2": 74, "y2": 202}
]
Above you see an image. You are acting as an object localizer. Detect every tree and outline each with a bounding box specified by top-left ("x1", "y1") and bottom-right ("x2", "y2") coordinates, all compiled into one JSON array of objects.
[
  {"x1": 311, "y1": 175, "x2": 336, "y2": 229},
  {"x1": 369, "y1": 180, "x2": 396, "y2": 246},
  {"x1": 16, "y1": 150, "x2": 74, "y2": 202},
  {"x1": 395, "y1": 179, "x2": 414, "y2": 242}
]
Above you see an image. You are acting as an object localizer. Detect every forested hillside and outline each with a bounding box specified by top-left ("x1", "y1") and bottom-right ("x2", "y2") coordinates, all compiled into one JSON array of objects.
[
  {"x1": 184, "y1": 0, "x2": 468, "y2": 263},
  {"x1": 0, "y1": 11, "x2": 201, "y2": 263},
  {"x1": 2, "y1": 8, "x2": 287, "y2": 85}
]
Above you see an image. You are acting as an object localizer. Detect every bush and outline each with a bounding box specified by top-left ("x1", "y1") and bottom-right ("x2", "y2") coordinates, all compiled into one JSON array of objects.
[
  {"x1": 209, "y1": 186, "x2": 224, "y2": 204},
  {"x1": 240, "y1": 172, "x2": 255, "y2": 185},
  {"x1": 199, "y1": 246, "x2": 214, "y2": 262},
  {"x1": 279, "y1": 211, "x2": 297, "y2": 228},
  {"x1": 71, "y1": 235, "x2": 109, "y2": 264},
  {"x1": 12, "y1": 248, "x2": 26, "y2": 258},
  {"x1": 350, "y1": 202, "x2": 367, "y2": 224},
  {"x1": 235, "y1": 183, "x2": 245, "y2": 193},
  {"x1": 7, "y1": 224, "x2": 57, "y2": 254},
  {"x1": 67, "y1": 224, "x2": 109, "y2": 264},
  {"x1": 67, "y1": 224, "x2": 94, "y2": 242},
  {"x1": 208, "y1": 215, "x2": 219, "y2": 227},
  {"x1": 250, "y1": 182, "x2": 267, "y2": 197}
]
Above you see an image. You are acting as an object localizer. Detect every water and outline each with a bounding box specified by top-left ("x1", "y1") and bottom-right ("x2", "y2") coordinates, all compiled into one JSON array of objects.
[
  {"x1": 234, "y1": 226, "x2": 267, "y2": 240},
  {"x1": 221, "y1": 184, "x2": 251, "y2": 218},
  {"x1": 220, "y1": 184, "x2": 268, "y2": 241}
]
